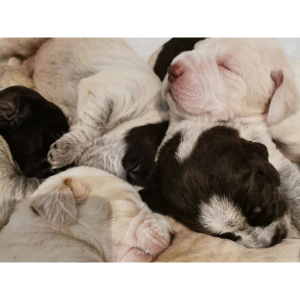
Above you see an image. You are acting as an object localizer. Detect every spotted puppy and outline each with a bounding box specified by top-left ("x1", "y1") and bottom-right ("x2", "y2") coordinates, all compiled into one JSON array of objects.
[
  {"x1": 0, "y1": 166, "x2": 172, "y2": 262},
  {"x1": 0, "y1": 38, "x2": 168, "y2": 172},
  {"x1": 140, "y1": 117, "x2": 294, "y2": 248},
  {"x1": 76, "y1": 120, "x2": 169, "y2": 188},
  {"x1": 0, "y1": 86, "x2": 69, "y2": 179}
]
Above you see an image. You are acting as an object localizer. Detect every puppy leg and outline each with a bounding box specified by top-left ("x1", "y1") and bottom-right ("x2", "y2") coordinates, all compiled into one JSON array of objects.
[
  {"x1": 0, "y1": 38, "x2": 48, "y2": 62},
  {"x1": 48, "y1": 71, "x2": 145, "y2": 169},
  {"x1": 0, "y1": 65, "x2": 35, "y2": 89}
]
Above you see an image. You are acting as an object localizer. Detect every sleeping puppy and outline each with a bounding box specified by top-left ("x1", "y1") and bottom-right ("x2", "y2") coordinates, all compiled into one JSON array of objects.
[
  {"x1": 0, "y1": 135, "x2": 40, "y2": 204},
  {"x1": 156, "y1": 217, "x2": 300, "y2": 262},
  {"x1": 0, "y1": 38, "x2": 168, "y2": 172},
  {"x1": 161, "y1": 38, "x2": 300, "y2": 162},
  {"x1": 0, "y1": 86, "x2": 69, "y2": 179},
  {"x1": 140, "y1": 119, "x2": 291, "y2": 248},
  {"x1": 0, "y1": 166, "x2": 172, "y2": 262},
  {"x1": 76, "y1": 120, "x2": 169, "y2": 188},
  {"x1": 148, "y1": 38, "x2": 206, "y2": 81}
]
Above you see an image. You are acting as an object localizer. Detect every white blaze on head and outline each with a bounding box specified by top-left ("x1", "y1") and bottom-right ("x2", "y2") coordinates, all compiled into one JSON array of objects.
[{"x1": 199, "y1": 195, "x2": 290, "y2": 248}]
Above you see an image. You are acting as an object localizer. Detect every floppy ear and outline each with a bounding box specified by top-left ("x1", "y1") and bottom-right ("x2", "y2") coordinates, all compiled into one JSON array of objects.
[
  {"x1": 267, "y1": 70, "x2": 300, "y2": 125},
  {"x1": 244, "y1": 160, "x2": 288, "y2": 227},
  {"x1": 30, "y1": 178, "x2": 89, "y2": 226}
]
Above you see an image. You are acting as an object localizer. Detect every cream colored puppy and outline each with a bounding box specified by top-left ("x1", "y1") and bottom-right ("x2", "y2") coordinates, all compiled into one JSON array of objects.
[
  {"x1": 0, "y1": 135, "x2": 40, "y2": 204},
  {"x1": 162, "y1": 38, "x2": 300, "y2": 162},
  {"x1": 0, "y1": 38, "x2": 168, "y2": 170},
  {"x1": 156, "y1": 218, "x2": 300, "y2": 262},
  {"x1": 0, "y1": 166, "x2": 172, "y2": 262}
]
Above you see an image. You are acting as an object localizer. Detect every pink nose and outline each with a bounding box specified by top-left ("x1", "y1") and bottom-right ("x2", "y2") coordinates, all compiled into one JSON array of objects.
[{"x1": 167, "y1": 64, "x2": 184, "y2": 83}]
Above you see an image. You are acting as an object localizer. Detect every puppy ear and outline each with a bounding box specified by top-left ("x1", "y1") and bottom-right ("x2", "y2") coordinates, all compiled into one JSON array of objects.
[
  {"x1": 267, "y1": 70, "x2": 300, "y2": 125},
  {"x1": 244, "y1": 160, "x2": 288, "y2": 227},
  {"x1": 31, "y1": 177, "x2": 89, "y2": 226}
]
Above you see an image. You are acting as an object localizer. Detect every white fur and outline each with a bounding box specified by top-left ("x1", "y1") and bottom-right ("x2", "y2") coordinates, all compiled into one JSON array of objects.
[
  {"x1": 162, "y1": 38, "x2": 300, "y2": 162},
  {"x1": 0, "y1": 166, "x2": 172, "y2": 262},
  {"x1": 0, "y1": 38, "x2": 168, "y2": 171},
  {"x1": 156, "y1": 217, "x2": 300, "y2": 262}
]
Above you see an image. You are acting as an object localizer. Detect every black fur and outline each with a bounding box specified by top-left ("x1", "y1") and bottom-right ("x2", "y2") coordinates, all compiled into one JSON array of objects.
[
  {"x1": 153, "y1": 38, "x2": 206, "y2": 81},
  {"x1": 0, "y1": 86, "x2": 69, "y2": 179},
  {"x1": 140, "y1": 125, "x2": 288, "y2": 234},
  {"x1": 122, "y1": 122, "x2": 169, "y2": 187}
]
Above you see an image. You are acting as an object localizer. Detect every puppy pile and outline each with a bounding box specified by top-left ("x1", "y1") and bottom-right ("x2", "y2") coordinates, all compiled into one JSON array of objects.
[{"x1": 0, "y1": 38, "x2": 300, "y2": 262}]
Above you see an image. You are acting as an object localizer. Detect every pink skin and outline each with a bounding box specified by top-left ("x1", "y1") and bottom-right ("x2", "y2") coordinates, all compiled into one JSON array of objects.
[
  {"x1": 163, "y1": 50, "x2": 243, "y2": 120},
  {"x1": 112, "y1": 209, "x2": 173, "y2": 262}
]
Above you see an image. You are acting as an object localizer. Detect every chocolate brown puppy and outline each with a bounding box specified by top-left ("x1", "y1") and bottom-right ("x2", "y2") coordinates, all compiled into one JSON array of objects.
[{"x1": 140, "y1": 123, "x2": 290, "y2": 248}]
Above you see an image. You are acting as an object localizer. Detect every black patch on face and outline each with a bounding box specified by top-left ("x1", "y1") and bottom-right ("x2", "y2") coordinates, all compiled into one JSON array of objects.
[
  {"x1": 0, "y1": 86, "x2": 70, "y2": 179},
  {"x1": 122, "y1": 122, "x2": 169, "y2": 188},
  {"x1": 140, "y1": 125, "x2": 288, "y2": 236},
  {"x1": 153, "y1": 38, "x2": 206, "y2": 81}
]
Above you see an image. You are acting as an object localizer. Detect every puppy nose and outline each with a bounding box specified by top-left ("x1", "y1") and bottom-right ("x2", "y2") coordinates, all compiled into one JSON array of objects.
[{"x1": 167, "y1": 64, "x2": 184, "y2": 83}]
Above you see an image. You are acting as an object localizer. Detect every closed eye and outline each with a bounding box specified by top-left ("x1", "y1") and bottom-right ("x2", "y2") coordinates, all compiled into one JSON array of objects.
[
  {"x1": 217, "y1": 63, "x2": 239, "y2": 76},
  {"x1": 218, "y1": 63, "x2": 233, "y2": 72}
]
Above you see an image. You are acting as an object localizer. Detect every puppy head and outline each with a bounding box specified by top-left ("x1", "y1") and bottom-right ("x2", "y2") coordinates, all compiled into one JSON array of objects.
[
  {"x1": 162, "y1": 38, "x2": 299, "y2": 123},
  {"x1": 122, "y1": 122, "x2": 169, "y2": 188},
  {"x1": 150, "y1": 126, "x2": 289, "y2": 248}
]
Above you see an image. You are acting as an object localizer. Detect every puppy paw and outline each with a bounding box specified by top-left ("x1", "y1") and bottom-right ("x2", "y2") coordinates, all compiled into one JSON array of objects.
[
  {"x1": 47, "y1": 137, "x2": 78, "y2": 169},
  {"x1": 119, "y1": 215, "x2": 172, "y2": 262}
]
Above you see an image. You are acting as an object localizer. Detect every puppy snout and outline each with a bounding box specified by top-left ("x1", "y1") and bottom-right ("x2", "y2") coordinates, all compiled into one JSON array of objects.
[{"x1": 167, "y1": 64, "x2": 184, "y2": 83}]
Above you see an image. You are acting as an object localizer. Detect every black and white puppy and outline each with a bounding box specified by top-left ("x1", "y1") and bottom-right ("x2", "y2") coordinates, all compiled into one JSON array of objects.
[
  {"x1": 148, "y1": 38, "x2": 206, "y2": 81},
  {"x1": 76, "y1": 120, "x2": 169, "y2": 188},
  {"x1": 0, "y1": 86, "x2": 69, "y2": 179},
  {"x1": 140, "y1": 119, "x2": 291, "y2": 248}
]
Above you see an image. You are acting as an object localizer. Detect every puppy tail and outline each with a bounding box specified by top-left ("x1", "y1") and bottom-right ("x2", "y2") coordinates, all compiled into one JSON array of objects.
[
  {"x1": 0, "y1": 38, "x2": 49, "y2": 62},
  {"x1": 0, "y1": 199, "x2": 16, "y2": 230}
]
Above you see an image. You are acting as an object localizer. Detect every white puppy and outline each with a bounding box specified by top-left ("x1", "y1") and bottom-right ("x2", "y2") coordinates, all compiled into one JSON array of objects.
[
  {"x1": 163, "y1": 38, "x2": 300, "y2": 162},
  {"x1": 0, "y1": 38, "x2": 168, "y2": 170},
  {"x1": 0, "y1": 166, "x2": 172, "y2": 262}
]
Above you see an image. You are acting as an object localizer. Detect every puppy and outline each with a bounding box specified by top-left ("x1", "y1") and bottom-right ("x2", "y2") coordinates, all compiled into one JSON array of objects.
[
  {"x1": 161, "y1": 38, "x2": 300, "y2": 162},
  {"x1": 0, "y1": 38, "x2": 168, "y2": 172},
  {"x1": 0, "y1": 166, "x2": 172, "y2": 262},
  {"x1": 0, "y1": 86, "x2": 69, "y2": 179},
  {"x1": 0, "y1": 135, "x2": 40, "y2": 204},
  {"x1": 76, "y1": 121, "x2": 169, "y2": 188},
  {"x1": 140, "y1": 119, "x2": 291, "y2": 248},
  {"x1": 155, "y1": 217, "x2": 300, "y2": 262},
  {"x1": 148, "y1": 38, "x2": 206, "y2": 81}
]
